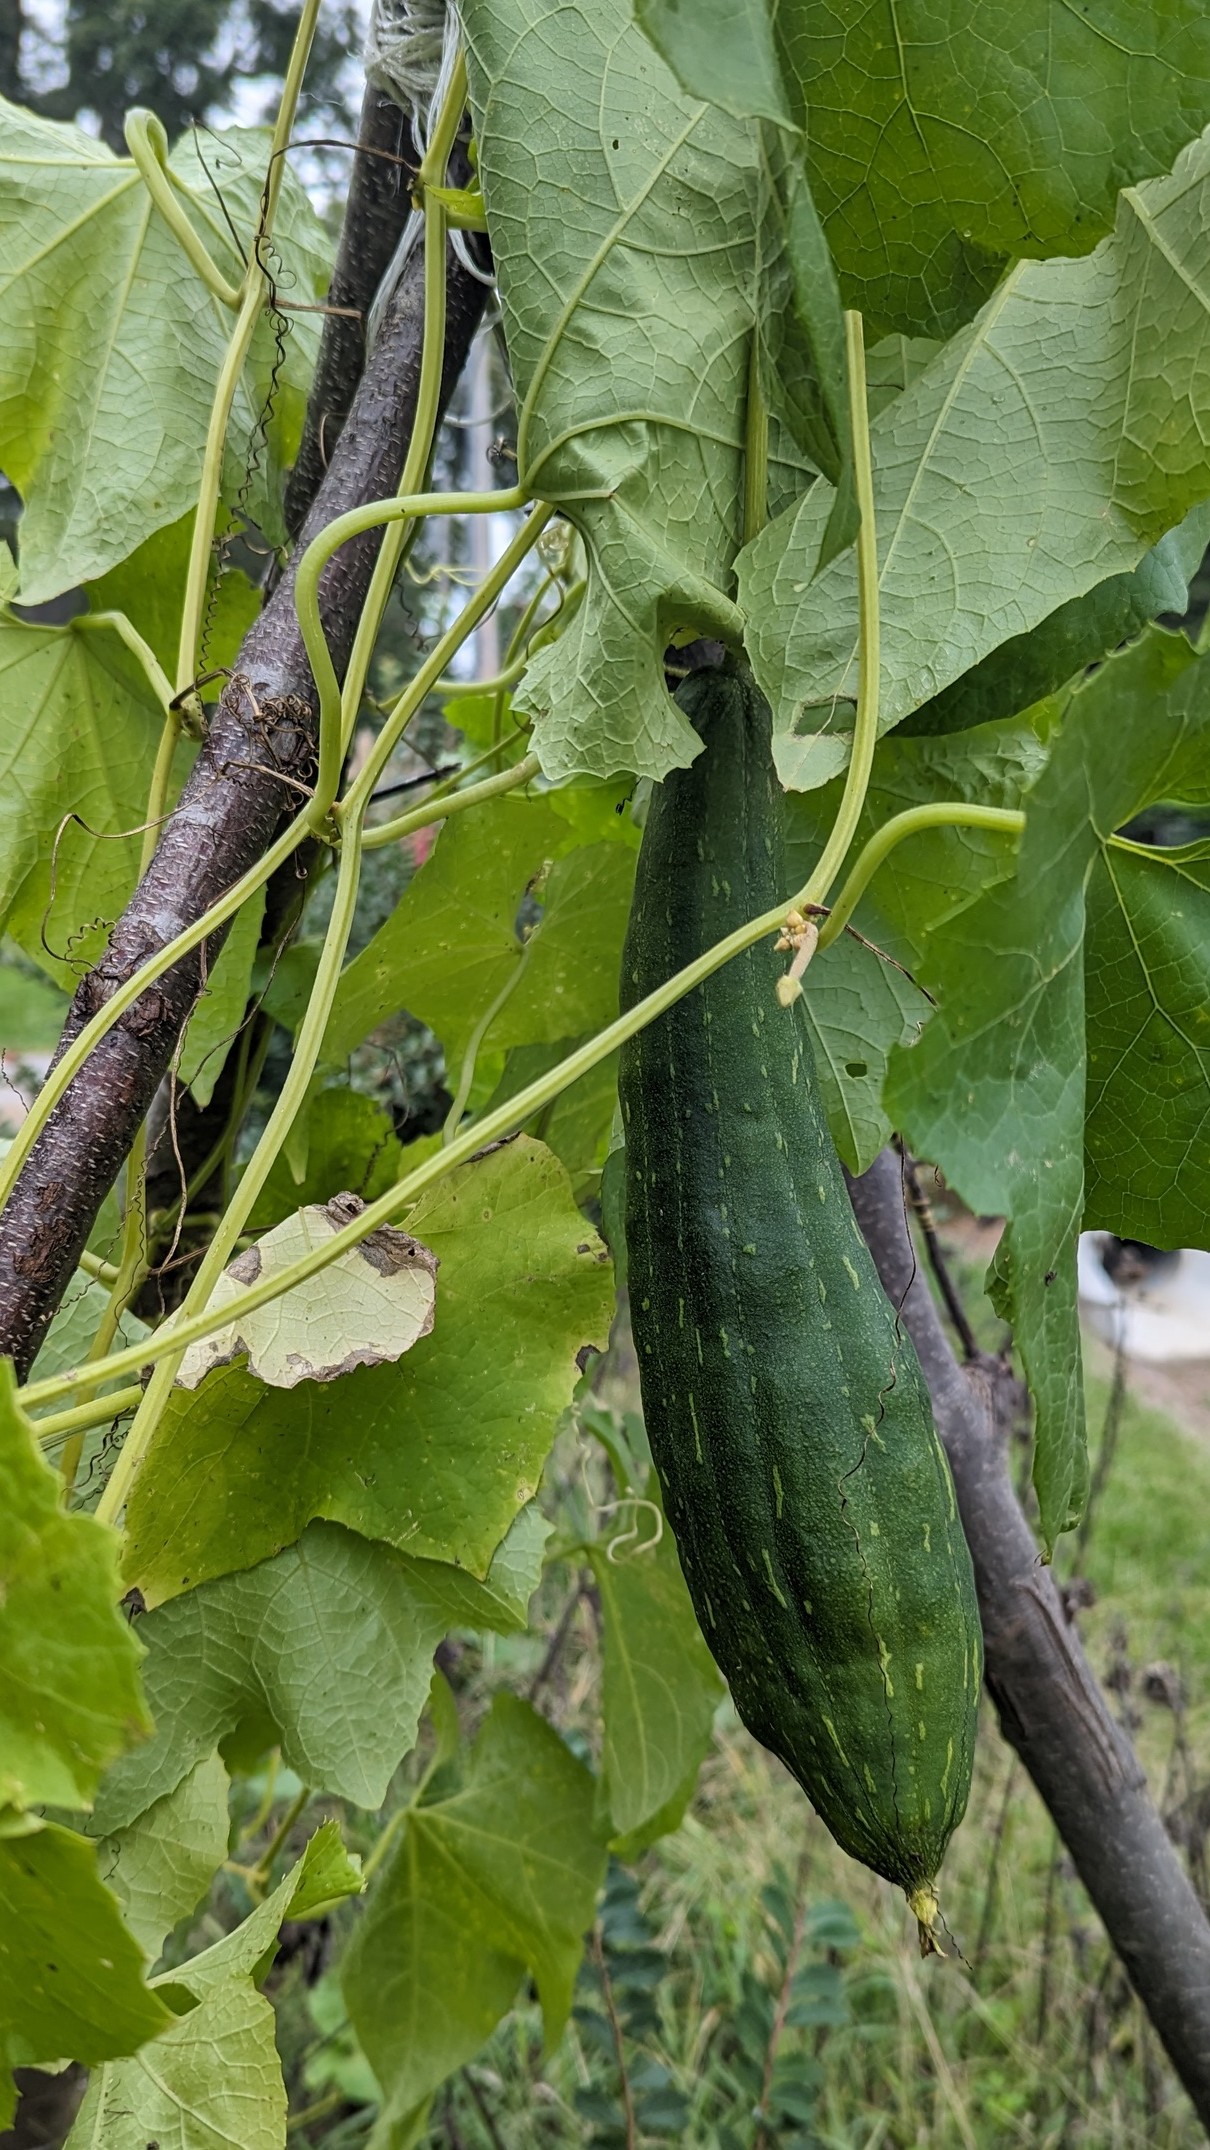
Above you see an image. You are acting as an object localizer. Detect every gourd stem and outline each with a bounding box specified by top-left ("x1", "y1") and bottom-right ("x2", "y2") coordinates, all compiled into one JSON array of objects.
[
  {"x1": 23, "y1": 798, "x2": 964, "y2": 1412},
  {"x1": 799, "y1": 311, "x2": 879, "y2": 913},
  {"x1": 817, "y1": 804, "x2": 1025, "y2": 950}
]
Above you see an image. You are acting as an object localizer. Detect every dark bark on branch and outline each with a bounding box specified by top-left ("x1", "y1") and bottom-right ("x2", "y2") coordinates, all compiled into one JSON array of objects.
[
  {"x1": 848, "y1": 1146, "x2": 1210, "y2": 2127},
  {"x1": 283, "y1": 85, "x2": 417, "y2": 539},
  {"x1": 0, "y1": 225, "x2": 490, "y2": 1379},
  {"x1": 134, "y1": 88, "x2": 422, "y2": 1277}
]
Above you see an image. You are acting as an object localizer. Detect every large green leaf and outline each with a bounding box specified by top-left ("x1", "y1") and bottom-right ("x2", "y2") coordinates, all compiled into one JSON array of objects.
[
  {"x1": 96, "y1": 1515, "x2": 547, "y2": 1824},
  {"x1": 0, "y1": 615, "x2": 166, "y2": 983},
  {"x1": 65, "y1": 1977, "x2": 284, "y2": 2150},
  {"x1": 0, "y1": 102, "x2": 328, "y2": 601},
  {"x1": 781, "y1": 714, "x2": 1044, "y2": 1168},
  {"x1": 325, "y1": 793, "x2": 636, "y2": 1073},
  {"x1": 1084, "y1": 836, "x2": 1210, "y2": 1247},
  {"x1": 95, "y1": 1753, "x2": 231, "y2": 1961},
  {"x1": 588, "y1": 1523, "x2": 723, "y2": 1855},
  {"x1": 66, "y1": 1823, "x2": 361, "y2": 2150},
  {"x1": 740, "y1": 130, "x2": 1210, "y2": 790},
  {"x1": 87, "y1": 510, "x2": 260, "y2": 685},
  {"x1": 464, "y1": 0, "x2": 803, "y2": 782},
  {"x1": 0, "y1": 1363, "x2": 148, "y2": 1811},
  {"x1": 123, "y1": 1139, "x2": 613, "y2": 1602},
  {"x1": 0, "y1": 1818, "x2": 171, "y2": 2094},
  {"x1": 902, "y1": 504, "x2": 1210, "y2": 738},
  {"x1": 639, "y1": 0, "x2": 1210, "y2": 336},
  {"x1": 343, "y1": 1695, "x2": 607, "y2": 2117},
  {"x1": 886, "y1": 627, "x2": 1210, "y2": 1545}
]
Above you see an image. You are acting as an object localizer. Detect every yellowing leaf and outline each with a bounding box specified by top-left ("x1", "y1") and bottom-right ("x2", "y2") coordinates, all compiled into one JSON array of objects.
[
  {"x1": 174, "y1": 1195, "x2": 438, "y2": 1392},
  {"x1": 124, "y1": 1140, "x2": 612, "y2": 1605}
]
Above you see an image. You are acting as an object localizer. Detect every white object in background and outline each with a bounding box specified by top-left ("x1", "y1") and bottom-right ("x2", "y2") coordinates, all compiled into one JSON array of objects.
[{"x1": 1078, "y1": 1232, "x2": 1210, "y2": 1364}]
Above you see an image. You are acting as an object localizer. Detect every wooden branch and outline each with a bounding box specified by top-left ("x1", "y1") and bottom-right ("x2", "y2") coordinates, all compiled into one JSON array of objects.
[
  {"x1": 283, "y1": 85, "x2": 418, "y2": 539},
  {"x1": 0, "y1": 224, "x2": 490, "y2": 1379},
  {"x1": 847, "y1": 1147, "x2": 1210, "y2": 2126}
]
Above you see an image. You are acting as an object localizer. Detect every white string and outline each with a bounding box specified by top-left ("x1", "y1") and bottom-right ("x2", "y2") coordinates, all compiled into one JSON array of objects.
[
  {"x1": 364, "y1": 0, "x2": 448, "y2": 136},
  {"x1": 362, "y1": 0, "x2": 494, "y2": 348}
]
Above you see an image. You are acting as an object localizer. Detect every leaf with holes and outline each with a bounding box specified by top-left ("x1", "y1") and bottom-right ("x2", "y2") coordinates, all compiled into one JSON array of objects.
[
  {"x1": 124, "y1": 1139, "x2": 612, "y2": 1603},
  {"x1": 173, "y1": 1195, "x2": 438, "y2": 1390}
]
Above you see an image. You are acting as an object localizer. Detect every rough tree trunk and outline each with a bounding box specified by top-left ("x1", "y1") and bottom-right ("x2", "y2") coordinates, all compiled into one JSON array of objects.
[{"x1": 848, "y1": 1146, "x2": 1210, "y2": 2128}]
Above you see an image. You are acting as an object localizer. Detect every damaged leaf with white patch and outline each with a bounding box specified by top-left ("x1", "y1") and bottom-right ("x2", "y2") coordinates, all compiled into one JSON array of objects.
[{"x1": 175, "y1": 1194, "x2": 438, "y2": 1392}]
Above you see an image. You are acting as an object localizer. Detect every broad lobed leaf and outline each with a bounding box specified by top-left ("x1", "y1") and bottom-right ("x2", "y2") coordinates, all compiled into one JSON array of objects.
[
  {"x1": 741, "y1": 129, "x2": 1210, "y2": 791},
  {"x1": 96, "y1": 1512, "x2": 551, "y2": 1825},
  {"x1": 637, "y1": 0, "x2": 1210, "y2": 336},
  {"x1": 122, "y1": 1138, "x2": 613, "y2": 1603},
  {"x1": 886, "y1": 627, "x2": 1210, "y2": 1543},
  {"x1": 0, "y1": 1363, "x2": 148, "y2": 1811},
  {"x1": 463, "y1": 0, "x2": 805, "y2": 782},
  {"x1": 342, "y1": 1695, "x2": 608, "y2": 2119},
  {"x1": 0, "y1": 103, "x2": 328, "y2": 601}
]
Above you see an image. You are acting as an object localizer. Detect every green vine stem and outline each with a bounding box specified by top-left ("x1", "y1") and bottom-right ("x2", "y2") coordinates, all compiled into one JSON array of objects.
[
  {"x1": 24, "y1": 331, "x2": 886, "y2": 1428},
  {"x1": 92, "y1": 514, "x2": 552, "y2": 1521},
  {"x1": 295, "y1": 485, "x2": 528, "y2": 808},
  {"x1": 29, "y1": 840, "x2": 897, "y2": 1423},
  {"x1": 794, "y1": 310, "x2": 880, "y2": 913},
  {"x1": 33, "y1": 1386, "x2": 144, "y2": 1448},
  {"x1": 443, "y1": 943, "x2": 532, "y2": 1142},
  {"x1": 124, "y1": 110, "x2": 242, "y2": 307},
  {"x1": 365, "y1": 749, "x2": 540, "y2": 853},
  {"x1": 175, "y1": 0, "x2": 323, "y2": 700},
  {"x1": 816, "y1": 804, "x2": 1026, "y2": 950},
  {"x1": 0, "y1": 489, "x2": 545, "y2": 1217}
]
